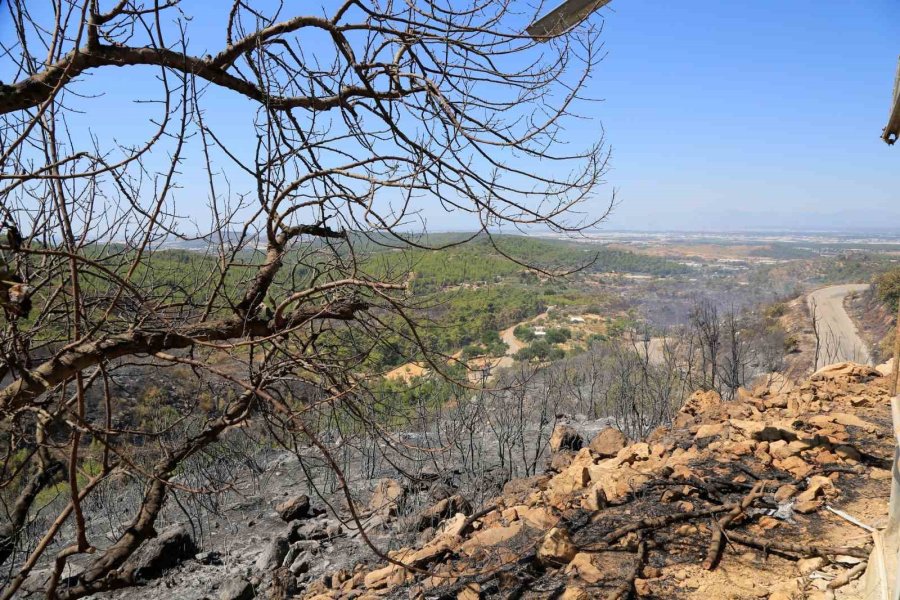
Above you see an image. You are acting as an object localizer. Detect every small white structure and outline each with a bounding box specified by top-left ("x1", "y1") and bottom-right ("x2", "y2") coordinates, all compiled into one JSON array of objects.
[{"x1": 569, "y1": 316, "x2": 585, "y2": 324}]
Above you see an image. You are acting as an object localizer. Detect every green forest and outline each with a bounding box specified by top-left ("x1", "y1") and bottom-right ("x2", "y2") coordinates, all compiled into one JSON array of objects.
[
  {"x1": 52, "y1": 235, "x2": 681, "y2": 370},
  {"x1": 364, "y1": 234, "x2": 689, "y2": 294}
]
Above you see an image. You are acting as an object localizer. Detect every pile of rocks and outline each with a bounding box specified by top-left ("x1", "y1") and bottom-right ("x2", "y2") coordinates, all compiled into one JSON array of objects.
[{"x1": 296, "y1": 362, "x2": 891, "y2": 600}]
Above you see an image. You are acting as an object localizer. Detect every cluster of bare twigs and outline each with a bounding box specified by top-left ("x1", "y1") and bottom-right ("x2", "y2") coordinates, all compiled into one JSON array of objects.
[
  {"x1": 0, "y1": 0, "x2": 611, "y2": 597},
  {"x1": 425, "y1": 467, "x2": 871, "y2": 600}
]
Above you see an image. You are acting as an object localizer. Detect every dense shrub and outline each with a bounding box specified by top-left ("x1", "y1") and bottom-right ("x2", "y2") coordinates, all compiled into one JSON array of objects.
[{"x1": 875, "y1": 269, "x2": 900, "y2": 311}]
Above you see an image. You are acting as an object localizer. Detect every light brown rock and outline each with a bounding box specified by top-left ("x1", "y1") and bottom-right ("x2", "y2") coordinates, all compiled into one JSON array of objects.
[
  {"x1": 516, "y1": 505, "x2": 559, "y2": 530},
  {"x1": 774, "y1": 484, "x2": 798, "y2": 503},
  {"x1": 680, "y1": 390, "x2": 722, "y2": 417},
  {"x1": 794, "y1": 499, "x2": 822, "y2": 514},
  {"x1": 537, "y1": 527, "x2": 578, "y2": 566},
  {"x1": 753, "y1": 372, "x2": 795, "y2": 396},
  {"x1": 615, "y1": 442, "x2": 651, "y2": 465},
  {"x1": 548, "y1": 465, "x2": 590, "y2": 496},
  {"x1": 809, "y1": 412, "x2": 877, "y2": 433},
  {"x1": 550, "y1": 452, "x2": 574, "y2": 472},
  {"x1": 729, "y1": 419, "x2": 798, "y2": 442},
  {"x1": 589, "y1": 427, "x2": 629, "y2": 458},
  {"x1": 368, "y1": 478, "x2": 405, "y2": 517},
  {"x1": 559, "y1": 587, "x2": 590, "y2": 600},
  {"x1": 796, "y1": 476, "x2": 834, "y2": 504},
  {"x1": 834, "y1": 444, "x2": 862, "y2": 465},
  {"x1": 872, "y1": 468, "x2": 892, "y2": 480},
  {"x1": 416, "y1": 494, "x2": 471, "y2": 531},
  {"x1": 437, "y1": 512, "x2": 468, "y2": 537},
  {"x1": 502, "y1": 475, "x2": 551, "y2": 497},
  {"x1": 695, "y1": 423, "x2": 726, "y2": 439},
  {"x1": 776, "y1": 455, "x2": 813, "y2": 478},
  {"x1": 768, "y1": 440, "x2": 793, "y2": 460},
  {"x1": 764, "y1": 395, "x2": 789, "y2": 409},
  {"x1": 797, "y1": 557, "x2": 826, "y2": 575},
  {"x1": 364, "y1": 564, "x2": 405, "y2": 590},
  {"x1": 275, "y1": 494, "x2": 310, "y2": 522},
  {"x1": 634, "y1": 578, "x2": 652, "y2": 596},
  {"x1": 587, "y1": 464, "x2": 650, "y2": 501},
  {"x1": 811, "y1": 362, "x2": 880, "y2": 382},
  {"x1": 457, "y1": 583, "x2": 481, "y2": 600},
  {"x1": 565, "y1": 553, "x2": 604, "y2": 584},
  {"x1": 459, "y1": 520, "x2": 526, "y2": 554},
  {"x1": 728, "y1": 440, "x2": 756, "y2": 456}
]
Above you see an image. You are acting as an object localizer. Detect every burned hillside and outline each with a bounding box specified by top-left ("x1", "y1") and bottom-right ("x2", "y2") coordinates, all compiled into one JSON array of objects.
[{"x1": 289, "y1": 363, "x2": 893, "y2": 600}]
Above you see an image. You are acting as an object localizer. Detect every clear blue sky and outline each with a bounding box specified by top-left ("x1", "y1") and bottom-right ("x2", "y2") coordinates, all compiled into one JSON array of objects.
[
  {"x1": 585, "y1": 0, "x2": 899, "y2": 231},
  {"x1": 3, "y1": 1, "x2": 898, "y2": 234}
]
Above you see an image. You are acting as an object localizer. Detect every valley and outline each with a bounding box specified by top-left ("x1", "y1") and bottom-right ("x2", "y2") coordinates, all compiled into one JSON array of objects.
[
  {"x1": 9, "y1": 229, "x2": 893, "y2": 600},
  {"x1": 1, "y1": 4, "x2": 897, "y2": 598}
]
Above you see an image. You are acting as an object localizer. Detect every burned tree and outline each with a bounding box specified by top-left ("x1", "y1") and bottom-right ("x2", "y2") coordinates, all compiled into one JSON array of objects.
[
  {"x1": 0, "y1": 1, "x2": 609, "y2": 597},
  {"x1": 689, "y1": 297, "x2": 721, "y2": 391}
]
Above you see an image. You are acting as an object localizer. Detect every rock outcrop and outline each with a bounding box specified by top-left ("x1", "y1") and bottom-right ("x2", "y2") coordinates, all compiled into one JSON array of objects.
[
  {"x1": 125, "y1": 524, "x2": 197, "y2": 583},
  {"x1": 588, "y1": 426, "x2": 629, "y2": 458},
  {"x1": 549, "y1": 423, "x2": 584, "y2": 453},
  {"x1": 297, "y1": 362, "x2": 892, "y2": 600},
  {"x1": 276, "y1": 494, "x2": 311, "y2": 522}
]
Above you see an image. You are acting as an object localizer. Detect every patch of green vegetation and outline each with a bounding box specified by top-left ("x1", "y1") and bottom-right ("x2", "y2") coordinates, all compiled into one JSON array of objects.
[
  {"x1": 368, "y1": 364, "x2": 468, "y2": 426},
  {"x1": 460, "y1": 330, "x2": 508, "y2": 359},
  {"x1": 544, "y1": 327, "x2": 571, "y2": 345},
  {"x1": 368, "y1": 282, "x2": 563, "y2": 368},
  {"x1": 748, "y1": 243, "x2": 816, "y2": 260},
  {"x1": 606, "y1": 313, "x2": 640, "y2": 338},
  {"x1": 764, "y1": 302, "x2": 788, "y2": 320},
  {"x1": 813, "y1": 253, "x2": 897, "y2": 284},
  {"x1": 511, "y1": 326, "x2": 572, "y2": 362},
  {"x1": 875, "y1": 268, "x2": 900, "y2": 311},
  {"x1": 21, "y1": 234, "x2": 672, "y2": 372},
  {"x1": 364, "y1": 235, "x2": 689, "y2": 294},
  {"x1": 514, "y1": 339, "x2": 565, "y2": 362}
]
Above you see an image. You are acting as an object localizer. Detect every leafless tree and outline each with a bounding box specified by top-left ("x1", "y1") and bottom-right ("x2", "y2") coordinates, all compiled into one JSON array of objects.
[
  {"x1": 810, "y1": 296, "x2": 823, "y2": 369},
  {"x1": 562, "y1": 344, "x2": 608, "y2": 418},
  {"x1": 482, "y1": 364, "x2": 557, "y2": 482},
  {"x1": 718, "y1": 306, "x2": 750, "y2": 400},
  {"x1": 0, "y1": 1, "x2": 610, "y2": 596},
  {"x1": 810, "y1": 298, "x2": 843, "y2": 369},
  {"x1": 689, "y1": 297, "x2": 721, "y2": 391}
]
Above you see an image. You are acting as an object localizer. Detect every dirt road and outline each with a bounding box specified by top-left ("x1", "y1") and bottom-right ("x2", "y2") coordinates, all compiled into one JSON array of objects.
[
  {"x1": 500, "y1": 323, "x2": 525, "y2": 356},
  {"x1": 493, "y1": 311, "x2": 550, "y2": 371},
  {"x1": 807, "y1": 284, "x2": 871, "y2": 369}
]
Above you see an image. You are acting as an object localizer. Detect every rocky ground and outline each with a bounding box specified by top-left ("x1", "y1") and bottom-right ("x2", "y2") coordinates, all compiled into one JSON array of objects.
[
  {"x1": 20, "y1": 361, "x2": 892, "y2": 600},
  {"x1": 293, "y1": 362, "x2": 895, "y2": 600}
]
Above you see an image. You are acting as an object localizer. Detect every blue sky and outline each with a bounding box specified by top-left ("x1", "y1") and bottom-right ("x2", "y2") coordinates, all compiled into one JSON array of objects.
[
  {"x1": 585, "y1": 0, "x2": 900, "y2": 230},
  {"x1": 2, "y1": 1, "x2": 898, "y2": 234}
]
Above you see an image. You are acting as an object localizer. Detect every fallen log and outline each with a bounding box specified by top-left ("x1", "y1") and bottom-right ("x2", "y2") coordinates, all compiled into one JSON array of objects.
[
  {"x1": 827, "y1": 561, "x2": 867, "y2": 590},
  {"x1": 703, "y1": 481, "x2": 767, "y2": 569},
  {"x1": 608, "y1": 537, "x2": 648, "y2": 600},
  {"x1": 583, "y1": 504, "x2": 733, "y2": 550},
  {"x1": 726, "y1": 531, "x2": 871, "y2": 559}
]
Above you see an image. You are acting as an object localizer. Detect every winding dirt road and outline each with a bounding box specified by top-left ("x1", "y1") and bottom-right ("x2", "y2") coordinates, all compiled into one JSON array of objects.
[{"x1": 807, "y1": 284, "x2": 871, "y2": 369}]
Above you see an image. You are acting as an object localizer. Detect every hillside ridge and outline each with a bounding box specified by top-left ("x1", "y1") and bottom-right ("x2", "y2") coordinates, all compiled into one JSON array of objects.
[{"x1": 300, "y1": 363, "x2": 894, "y2": 600}]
